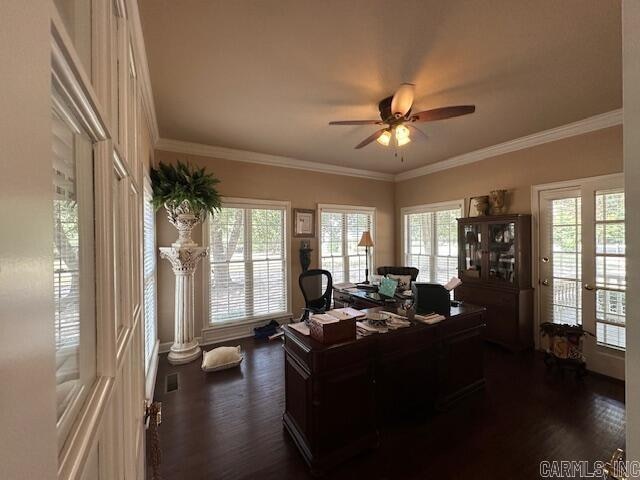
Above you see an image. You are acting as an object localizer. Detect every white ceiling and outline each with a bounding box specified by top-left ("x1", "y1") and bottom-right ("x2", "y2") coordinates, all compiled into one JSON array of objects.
[{"x1": 139, "y1": 0, "x2": 621, "y2": 175}]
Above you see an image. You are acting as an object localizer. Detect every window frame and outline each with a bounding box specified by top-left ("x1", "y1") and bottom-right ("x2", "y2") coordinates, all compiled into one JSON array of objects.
[
  {"x1": 317, "y1": 204, "x2": 376, "y2": 284},
  {"x1": 51, "y1": 28, "x2": 112, "y2": 456},
  {"x1": 401, "y1": 200, "x2": 464, "y2": 284},
  {"x1": 203, "y1": 197, "x2": 292, "y2": 327}
]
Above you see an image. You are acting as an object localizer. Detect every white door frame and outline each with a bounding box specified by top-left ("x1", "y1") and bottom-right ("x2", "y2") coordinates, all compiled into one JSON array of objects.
[{"x1": 531, "y1": 173, "x2": 624, "y2": 379}]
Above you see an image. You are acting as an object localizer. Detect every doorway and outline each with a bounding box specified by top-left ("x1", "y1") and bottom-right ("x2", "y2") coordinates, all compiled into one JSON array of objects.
[{"x1": 533, "y1": 174, "x2": 625, "y2": 379}]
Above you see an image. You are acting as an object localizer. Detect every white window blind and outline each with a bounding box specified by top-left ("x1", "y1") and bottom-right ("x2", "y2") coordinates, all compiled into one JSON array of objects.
[
  {"x1": 143, "y1": 183, "x2": 157, "y2": 371},
  {"x1": 547, "y1": 195, "x2": 583, "y2": 326},
  {"x1": 52, "y1": 95, "x2": 97, "y2": 434},
  {"x1": 319, "y1": 206, "x2": 375, "y2": 284},
  {"x1": 208, "y1": 201, "x2": 289, "y2": 323},
  {"x1": 403, "y1": 203, "x2": 462, "y2": 284},
  {"x1": 595, "y1": 189, "x2": 626, "y2": 349},
  {"x1": 53, "y1": 111, "x2": 81, "y2": 350}
]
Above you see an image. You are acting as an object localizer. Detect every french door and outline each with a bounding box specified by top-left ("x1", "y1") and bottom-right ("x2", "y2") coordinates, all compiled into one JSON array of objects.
[{"x1": 537, "y1": 174, "x2": 625, "y2": 379}]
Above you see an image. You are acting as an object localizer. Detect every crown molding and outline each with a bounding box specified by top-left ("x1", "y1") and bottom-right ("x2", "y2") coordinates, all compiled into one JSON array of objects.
[
  {"x1": 126, "y1": 0, "x2": 160, "y2": 144},
  {"x1": 155, "y1": 109, "x2": 620, "y2": 184},
  {"x1": 393, "y1": 109, "x2": 623, "y2": 182},
  {"x1": 155, "y1": 138, "x2": 396, "y2": 182}
]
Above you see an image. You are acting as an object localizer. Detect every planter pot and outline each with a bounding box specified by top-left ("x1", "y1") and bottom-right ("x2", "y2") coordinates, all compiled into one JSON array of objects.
[{"x1": 165, "y1": 200, "x2": 205, "y2": 248}]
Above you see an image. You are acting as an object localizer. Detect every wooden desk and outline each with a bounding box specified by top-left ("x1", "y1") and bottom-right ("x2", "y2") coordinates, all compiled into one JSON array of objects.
[{"x1": 282, "y1": 303, "x2": 486, "y2": 475}]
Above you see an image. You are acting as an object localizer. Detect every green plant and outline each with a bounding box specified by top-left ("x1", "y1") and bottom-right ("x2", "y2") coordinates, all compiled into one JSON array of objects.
[{"x1": 150, "y1": 160, "x2": 221, "y2": 217}]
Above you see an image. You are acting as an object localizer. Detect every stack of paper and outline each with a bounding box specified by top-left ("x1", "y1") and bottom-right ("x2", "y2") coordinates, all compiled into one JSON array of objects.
[
  {"x1": 326, "y1": 308, "x2": 366, "y2": 321},
  {"x1": 310, "y1": 313, "x2": 339, "y2": 324},
  {"x1": 444, "y1": 277, "x2": 462, "y2": 291},
  {"x1": 289, "y1": 322, "x2": 310, "y2": 336},
  {"x1": 356, "y1": 321, "x2": 388, "y2": 335},
  {"x1": 385, "y1": 316, "x2": 411, "y2": 330},
  {"x1": 414, "y1": 313, "x2": 446, "y2": 325}
]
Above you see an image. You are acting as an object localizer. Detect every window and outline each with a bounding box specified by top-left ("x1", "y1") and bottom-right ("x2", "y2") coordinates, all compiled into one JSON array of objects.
[
  {"x1": 143, "y1": 182, "x2": 157, "y2": 371},
  {"x1": 207, "y1": 199, "x2": 290, "y2": 323},
  {"x1": 595, "y1": 190, "x2": 626, "y2": 349},
  {"x1": 402, "y1": 202, "x2": 462, "y2": 284},
  {"x1": 52, "y1": 93, "x2": 96, "y2": 440},
  {"x1": 319, "y1": 205, "x2": 375, "y2": 284}
]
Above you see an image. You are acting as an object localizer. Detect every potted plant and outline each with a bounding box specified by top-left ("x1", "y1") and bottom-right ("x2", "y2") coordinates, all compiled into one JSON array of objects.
[{"x1": 150, "y1": 160, "x2": 222, "y2": 247}]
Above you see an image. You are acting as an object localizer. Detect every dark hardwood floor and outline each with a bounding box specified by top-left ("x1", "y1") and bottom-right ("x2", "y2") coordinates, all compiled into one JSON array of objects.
[{"x1": 149, "y1": 338, "x2": 625, "y2": 480}]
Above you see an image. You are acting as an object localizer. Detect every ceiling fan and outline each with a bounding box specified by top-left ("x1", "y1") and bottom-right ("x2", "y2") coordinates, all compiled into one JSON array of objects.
[{"x1": 329, "y1": 83, "x2": 475, "y2": 149}]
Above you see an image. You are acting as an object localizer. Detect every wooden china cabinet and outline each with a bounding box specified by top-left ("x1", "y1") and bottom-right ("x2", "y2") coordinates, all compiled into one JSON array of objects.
[{"x1": 455, "y1": 214, "x2": 533, "y2": 351}]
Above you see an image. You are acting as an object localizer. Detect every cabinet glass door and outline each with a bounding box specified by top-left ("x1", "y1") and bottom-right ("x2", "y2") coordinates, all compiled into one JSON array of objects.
[
  {"x1": 487, "y1": 222, "x2": 516, "y2": 284},
  {"x1": 461, "y1": 223, "x2": 482, "y2": 279}
]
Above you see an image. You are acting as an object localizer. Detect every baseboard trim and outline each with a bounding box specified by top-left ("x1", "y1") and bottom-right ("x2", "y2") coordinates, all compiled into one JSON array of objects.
[
  {"x1": 145, "y1": 340, "x2": 160, "y2": 402},
  {"x1": 158, "y1": 315, "x2": 293, "y2": 354}
]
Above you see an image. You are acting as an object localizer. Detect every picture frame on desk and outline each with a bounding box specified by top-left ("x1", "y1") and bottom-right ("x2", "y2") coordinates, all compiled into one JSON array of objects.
[{"x1": 293, "y1": 208, "x2": 315, "y2": 237}]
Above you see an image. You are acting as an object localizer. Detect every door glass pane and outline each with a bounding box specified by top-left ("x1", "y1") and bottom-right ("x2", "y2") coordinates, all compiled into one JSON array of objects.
[
  {"x1": 461, "y1": 224, "x2": 482, "y2": 279},
  {"x1": 595, "y1": 190, "x2": 626, "y2": 349},
  {"x1": 549, "y1": 196, "x2": 582, "y2": 325},
  {"x1": 488, "y1": 222, "x2": 516, "y2": 283}
]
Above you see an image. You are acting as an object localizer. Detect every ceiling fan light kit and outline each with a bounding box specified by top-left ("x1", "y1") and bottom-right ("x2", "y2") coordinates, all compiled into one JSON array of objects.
[
  {"x1": 329, "y1": 83, "x2": 476, "y2": 152},
  {"x1": 376, "y1": 129, "x2": 392, "y2": 146}
]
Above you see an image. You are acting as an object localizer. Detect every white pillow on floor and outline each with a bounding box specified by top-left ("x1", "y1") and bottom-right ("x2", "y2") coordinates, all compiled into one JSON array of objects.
[{"x1": 201, "y1": 346, "x2": 243, "y2": 372}]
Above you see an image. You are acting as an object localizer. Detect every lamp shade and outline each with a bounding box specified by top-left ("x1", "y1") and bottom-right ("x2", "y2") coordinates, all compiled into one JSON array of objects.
[{"x1": 358, "y1": 231, "x2": 374, "y2": 247}]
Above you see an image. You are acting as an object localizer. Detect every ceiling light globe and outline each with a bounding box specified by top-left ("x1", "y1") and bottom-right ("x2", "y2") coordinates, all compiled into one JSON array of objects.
[
  {"x1": 376, "y1": 130, "x2": 392, "y2": 146},
  {"x1": 395, "y1": 124, "x2": 411, "y2": 146}
]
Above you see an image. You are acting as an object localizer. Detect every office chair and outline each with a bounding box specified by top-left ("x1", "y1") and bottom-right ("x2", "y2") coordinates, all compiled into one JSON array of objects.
[
  {"x1": 376, "y1": 266, "x2": 420, "y2": 282},
  {"x1": 298, "y1": 269, "x2": 333, "y2": 322}
]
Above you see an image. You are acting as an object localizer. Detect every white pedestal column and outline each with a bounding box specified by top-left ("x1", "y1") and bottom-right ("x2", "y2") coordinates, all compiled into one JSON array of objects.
[{"x1": 160, "y1": 246, "x2": 208, "y2": 365}]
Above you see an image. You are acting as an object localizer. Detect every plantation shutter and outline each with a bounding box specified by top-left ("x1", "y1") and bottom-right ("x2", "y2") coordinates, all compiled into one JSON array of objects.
[
  {"x1": 53, "y1": 111, "x2": 80, "y2": 349},
  {"x1": 595, "y1": 189, "x2": 626, "y2": 349},
  {"x1": 143, "y1": 183, "x2": 157, "y2": 371},
  {"x1": 403, "y1": 203, "x2": 462, "y2": 284},
  {"x1": 319, "y1": 206, "x2": 375, "y2": 284},
  {"x1": 208, "y1": 202, "x2": 289, "y2": 323}
]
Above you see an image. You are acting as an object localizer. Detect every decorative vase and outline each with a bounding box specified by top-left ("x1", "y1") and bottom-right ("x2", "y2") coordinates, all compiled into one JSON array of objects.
[
  {"x1": 300, "y1": 247, "x2": 313, "y2": 272},
  {"x1": 165, "y1": 200, "x2": 206, "y2": 248}
]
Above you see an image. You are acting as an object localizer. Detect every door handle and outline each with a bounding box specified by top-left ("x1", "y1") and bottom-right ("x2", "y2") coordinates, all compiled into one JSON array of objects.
[
  {"x1": 541, "y1": 256, "x2": 550, "y2": 263},
  {"x1": 584, "y1": 284, "x2": 595, "y2": 291},
  {"x1": 541, "y1": 279, "x2": 549, "y2": 286}
]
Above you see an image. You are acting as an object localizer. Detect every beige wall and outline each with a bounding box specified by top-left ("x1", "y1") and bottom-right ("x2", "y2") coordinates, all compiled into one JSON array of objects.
[
  {"x1": 394, "y1": 126, "x2": 623, "y2": 263},
  {"x1": 156, "y1": 126, "x2": 623, "y2": 345},
  {"x1": 155, "y1": 150, "x2": 395, "y2": 344},
  {"x1": 0, "y1": 2, "x2": 59, "y2": 478}
]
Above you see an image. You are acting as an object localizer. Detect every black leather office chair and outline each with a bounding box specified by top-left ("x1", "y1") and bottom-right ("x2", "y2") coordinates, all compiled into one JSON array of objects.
[
  {"x1": 298, "y1": 269, "x2": 333, "y2": 322},
  {"x1": 376, "y1": 266, "x2": 420, "y2": 281}
]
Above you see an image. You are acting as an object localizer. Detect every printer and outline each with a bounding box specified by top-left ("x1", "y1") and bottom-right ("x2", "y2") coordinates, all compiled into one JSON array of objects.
[{"x1": 411, "y1": 282, "x2": 451, "y2": 316}]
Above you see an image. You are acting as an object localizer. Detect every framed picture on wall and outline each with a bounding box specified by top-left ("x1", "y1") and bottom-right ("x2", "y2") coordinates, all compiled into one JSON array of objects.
[
  {"x1": 293, "y1": 208, "x2": 315, "y2": 237},
  {"x1": 467, "y1": 195, "x2": 489, "y2": 217}
]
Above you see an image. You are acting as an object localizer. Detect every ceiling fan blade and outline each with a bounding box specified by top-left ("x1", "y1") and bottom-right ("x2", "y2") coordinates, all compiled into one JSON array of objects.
[
  {"x1": 355, "y1": 129, "x2": 386, "y2": 149},
  {"x1": 329, "y1": 120, "x2": 382, "y2": 125},
  {"x1": 391, "y1": 83, "x2": 415, "y2": 117},
  {"x1": 407, "y1": 124, "x2": 428, "y2": 141},
  {"x1": 411, "y1": 105, "x2": 475, "y2": 123}
]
